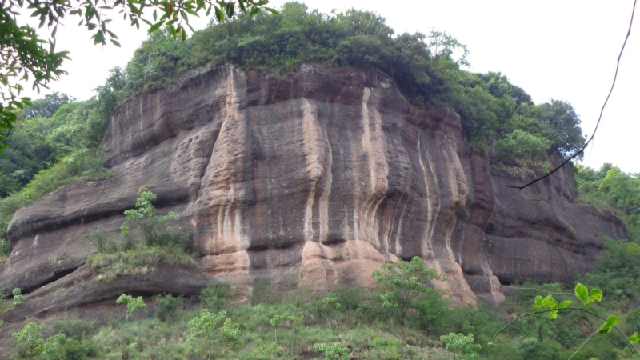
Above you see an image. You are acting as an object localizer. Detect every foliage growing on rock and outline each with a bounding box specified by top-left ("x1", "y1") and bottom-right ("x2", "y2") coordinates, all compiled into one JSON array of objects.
[
  {"x1": 102, "y1": 2, "x2": 583, "y2": 164},
  {"x1": 495, "y1": 129, "x2": 551, "y2": 166},
  {"x1": 88, "y1": 189, "x2": 195, "y2": 281},
  {"x1": 8, "y1": 257, "x2": 464, "y2": 359},
  {"x1": 13, "y1": 321, "x2": 99, "y2": 360},
  {"x1": 116, "y1": 294, "x2": 147, "y2": 320}
]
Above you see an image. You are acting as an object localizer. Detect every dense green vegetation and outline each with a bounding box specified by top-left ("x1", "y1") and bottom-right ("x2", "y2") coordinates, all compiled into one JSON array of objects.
[
  {"x1": 576, "y1": 164, "x2": 640, "y2": 241},
  {"x1": 573, "y1": 164, "x2": 640, "y2": 325},
  {"x1": 0, "y1": 93, "x2": 111, "y2": 260},
  {"x1": 3, "y1": 258, "x2": 494, "y2": 359},
  {"x1": 6, "y1": 248, "x2": 640, "y2": 359}
]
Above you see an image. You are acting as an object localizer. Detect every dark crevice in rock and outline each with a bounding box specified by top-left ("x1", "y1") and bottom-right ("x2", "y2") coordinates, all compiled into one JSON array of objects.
[
  {"x1": 322, "y1": 237, "x2": 347, "y2": 246},
  {"x1": 152, "y1": 190, "x2": 191, "y2": 209},
  {"x1": 496, "y1": 275, "x2": 513, "y2": 287},
  {"x1": 193, "y1": 128, "x2": 221, "y2": 200},
  {"x1": 21, "y1": 264, "x2": 82, "y2": 295},
  {"x1": 463, "y1": 268, "x2": 482, "y2": 276},
  {"x1": 247, "y1": 241, "x2": 303, "y2": 252}
]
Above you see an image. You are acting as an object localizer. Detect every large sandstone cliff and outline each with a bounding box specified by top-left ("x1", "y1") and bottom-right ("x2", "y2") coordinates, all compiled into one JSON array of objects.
[{"x1": 0, "y1": 65, "x2": 627, "y2": 318}]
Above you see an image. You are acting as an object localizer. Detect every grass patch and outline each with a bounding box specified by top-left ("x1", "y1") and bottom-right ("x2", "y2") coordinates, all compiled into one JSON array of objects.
[{"x1": 88, "y1": 245, "x2": 195, "y2": 282}]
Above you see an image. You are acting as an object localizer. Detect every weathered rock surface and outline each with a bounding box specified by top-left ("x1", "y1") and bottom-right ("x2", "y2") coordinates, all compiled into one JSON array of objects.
[
  {"x1": 2, "y1": 264, "x2": 209, "y2": 322},
  {"x1": 0, "y1": 65, "x2": 627, "y2": 313}
]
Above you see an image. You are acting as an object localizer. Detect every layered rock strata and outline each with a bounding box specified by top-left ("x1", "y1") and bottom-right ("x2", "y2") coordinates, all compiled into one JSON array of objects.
[{"x1": 0, "y1": 65, "x2": 627, "y2": 314}]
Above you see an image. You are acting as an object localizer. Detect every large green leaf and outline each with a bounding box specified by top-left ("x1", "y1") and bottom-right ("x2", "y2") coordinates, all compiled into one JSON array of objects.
[
  {"x1": 575, "y1": 283, "x2": 589, "y2": 304},
  {"x1": 598, "y1": 315, "x2": 620, "y2": 334},
  {"x1": 589, "y1": 288, "x2": 603, "y2": 304}
]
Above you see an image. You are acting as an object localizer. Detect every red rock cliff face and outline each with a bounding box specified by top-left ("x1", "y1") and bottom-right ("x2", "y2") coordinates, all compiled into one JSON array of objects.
[{"x1": 0, "y1": 65, "x2": 627, "y2": 314}]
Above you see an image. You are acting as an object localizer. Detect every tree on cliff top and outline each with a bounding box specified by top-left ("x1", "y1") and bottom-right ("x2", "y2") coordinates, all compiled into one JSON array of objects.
[{"x1": 0, "y1": 0, "x2": 272, "y2": 150}]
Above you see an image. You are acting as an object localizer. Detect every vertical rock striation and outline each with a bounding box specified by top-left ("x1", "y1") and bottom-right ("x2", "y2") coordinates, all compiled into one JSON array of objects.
[{"x1": 0, "y1": 65, "x2": 627, "y2": 309}]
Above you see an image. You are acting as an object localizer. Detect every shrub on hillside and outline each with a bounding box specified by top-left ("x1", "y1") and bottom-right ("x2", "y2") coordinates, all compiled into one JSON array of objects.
[
  {"x1": 584, "y1": 240, "x2": 640, "y2": 303},
  {"x1": 186, "y1": 310, "x2": 240, "y2": 358},
  {"x1": 372, "y1": 257, "x2": 448, "y2": 330},
  {"x1": 87, "y1": 189, "x2": 195, "y2": 281},
  {"x1": 200, "y1": 283, "x2": 232, "y2": 311},
  {"x1": 516, "y1": 337, "x2": 564, "y2": 360},
  {"x1": 155, "y1": 294, "x2": 184, "y2": 322},
  {"x1": 13, "y1": 322, "x2": 97, "y2": 360},
  {"x1": 440, "y1": 333, "x2": 481, "y2": 360},
  {"x1": 116, "y1": 294, "x2": 147, "y2": 321}
]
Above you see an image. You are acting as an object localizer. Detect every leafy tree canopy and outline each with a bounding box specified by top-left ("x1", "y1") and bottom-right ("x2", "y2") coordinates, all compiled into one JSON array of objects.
[
  {"x1": 19, "y1": 92, "x2": 71, "y2": 119},
  {"x1": 576, "y1": 164, "x2": 640, "y2": 240},
  {"x1": 98, "y1": 2, "x2": 584, "y2": 167},
  {"x1": 1, "y1": 1, "x2": 586, "y2": 166},
  {"x1": 0, "y1": 0, "x2": 272, "y2": 150}
]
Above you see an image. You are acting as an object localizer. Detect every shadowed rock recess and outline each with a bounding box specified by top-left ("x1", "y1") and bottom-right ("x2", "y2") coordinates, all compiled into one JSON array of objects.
[{"x1": 0, "y1": 65, "x2": 627, "y2": 314}]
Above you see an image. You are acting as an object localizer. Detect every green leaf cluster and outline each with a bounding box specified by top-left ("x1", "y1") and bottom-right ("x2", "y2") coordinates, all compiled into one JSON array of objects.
[
  {"x1": 0, "y1": 8, "x2": 68, "y2": 148},
  {"x1": 186, "y1": 309, "x2": 240, "y2": 357},
  {"x1": 524, "y1": 282, "x2": 636, "y2": 359},
  {"x1": 116, "y1": 294, "x2": 147, "y2": 320},
  {"x1": 533, "y1": 294, "x2": 573, "y2": 320},
  {"x1": 495, "y1": 129, "x2": 551, "y2": 165},
  {"x1": 574, "y1": 282, "x2": 603, "y2": 306}
]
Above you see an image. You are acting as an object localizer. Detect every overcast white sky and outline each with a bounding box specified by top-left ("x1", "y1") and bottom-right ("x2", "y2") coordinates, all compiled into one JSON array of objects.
[{"x1": 25, "y1": 0, "x2": 639, "y2": 173}]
